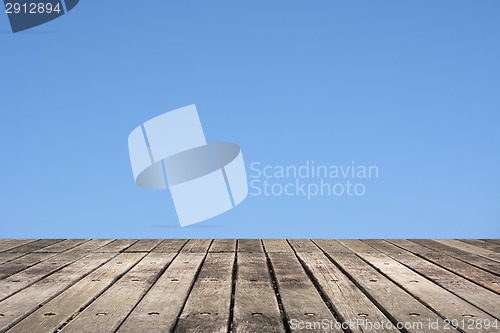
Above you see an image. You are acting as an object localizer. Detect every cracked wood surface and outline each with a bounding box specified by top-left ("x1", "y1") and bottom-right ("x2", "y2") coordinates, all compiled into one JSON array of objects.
[{"x1": 0, "y1": 239, "x2": 498, "y2": 333}]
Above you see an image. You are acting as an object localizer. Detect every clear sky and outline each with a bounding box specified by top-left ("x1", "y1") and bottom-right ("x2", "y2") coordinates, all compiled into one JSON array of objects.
[{"x1": 1, "y1": 0, "x2": 499, "y2": 238}]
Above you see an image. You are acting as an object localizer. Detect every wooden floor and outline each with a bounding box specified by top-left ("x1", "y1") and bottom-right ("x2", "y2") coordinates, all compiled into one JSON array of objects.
[{"x1": 0, "y1": 239, "x2": 499, "y2": 333}]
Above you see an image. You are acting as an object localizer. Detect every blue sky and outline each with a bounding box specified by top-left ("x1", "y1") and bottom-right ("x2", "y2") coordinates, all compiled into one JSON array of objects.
[{"x1": 1, "y1": 0, "x2": 499, "y2": 238}]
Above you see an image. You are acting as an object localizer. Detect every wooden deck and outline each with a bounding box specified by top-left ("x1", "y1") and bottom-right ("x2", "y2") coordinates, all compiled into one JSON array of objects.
[{"x1": 0, "y1": 239, "x2": 499, "y2": 333}]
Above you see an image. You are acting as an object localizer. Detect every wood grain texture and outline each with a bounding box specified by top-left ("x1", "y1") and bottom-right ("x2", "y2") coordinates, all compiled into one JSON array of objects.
[
  {"x1": 0, "y1": 252, "x2": 116, "y2": 332},
  {"x1": 0, "y1": 253, "x2": 25, "y2": 266},
  {"x1": 262, "y1": 239, "x2": 293, "y2": 253},
  {"x1": 116, "y1": 252, "x2": 207, "y2": 333},
  {"x1": 152, "y1": 239, "x2": 187, "y2": 253},
  {"x1": 287, "y1": 239, "x2": 323, "y2": 253},
  {"x1": 59, "y1": 252, "x2": 175, "y2": 333},
  {"x1": 433, "y1": 239, "x2": 500, "y2": 263},
  {"x1": 233, "y1": 252, "x2": 285, "y2": 333},
  {"x1": 0, "y1": 239, "x2": 37, "y2": 252},
  {"x1": 3, "y1": 239, "x2": 64, "y2": 253},
  {"x1": 65, "y1": 239, "x2": 115, "y2": 254},
  {"x1": 339, "y1": 239, "x2": 498, "y2": 333},
  {"x1": 0, "y1": 252, "x2": 55, "y2": 280},
  {"x1": 237, "y1": 239, "x2": 263, "y2": 253},
  {"x1": 483, "y1": 239, "x2": 500, "y2": 246},
  {"x1": 363, "y1": 239, "x2": 500, "y2": 319},
  {"x1": 387, "y1": 239, "x2": 500, "y2": 294},
  {"x1": 209, "y1": 239, "x2": 237, "y2": 252},
  {"x1": 459, "y1": 239, "x2": 500, "y2": 253},
  {"x1": 316, "y1": 240, "x2": 457, "y2": 333},
  {"x1": 123, "y1": 239, "x2": 163, "y2": 252},
  {"x1": 34, "y1": 239, "x2": 89, "y2": 253},
  {"x1": 174, "y1": 252, "x2": 235, "y2": 333},
  {"x1": 7, "y1": 253, "x2": 145, "y2": 333},
  {"x1": 268, "y1": 252, "x2": 342, "y2": 333},
  {"x1": 94, "y1": 239, "x2": 138, "y2": 253},
  {"x1": 0, "y1": 251, "x2": 96, "y2": 301},
  {"x1": 410, "y1": 239, "x2": 500, "y2": 275},
  {"x1": 295, "y1": 250, "x2": 399, "y2": 332},
  {"x1": 180, "y1": 239, "x2": 212, "y2": 253},
  {"x1": 312, "y1": 239, "x2": 352, "y2": 253},
  {"x1": 0, "y1": 239, "x2": 498, "y2": 333}
]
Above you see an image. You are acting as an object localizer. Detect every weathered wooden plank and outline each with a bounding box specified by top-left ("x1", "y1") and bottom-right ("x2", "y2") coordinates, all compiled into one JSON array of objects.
[
  {"x1": 209, "y1": 239, "x2": 237, "y2": 252},
  {"x1": 312, "y1": 239, "x2": 351, "y2": 253},
  {"x1": 387, "y1": 239, "x2": 500, "y2": 295},
  {"x1": 295, "y1": 250, "x2": 399, "y2": 333},
  {"x1": 34, "y1": 239, "x2": 89, "y2": 253},
  {"x1": 363, "y1": 239, "x2": 500, "y2": 319},
  {"x1": 287, "y1": 239, "x2": 322, "y2": 253},
  {"x1": 322, "y1": 241, "x2": 459, "y2": 333},
  {"x1": 116, "y1": 252, "x2": 207, "y2": 333},
  {"x1": 6, "y1": 252, "x2": 145, "y2": 333},
  {"x1": 174, "y1": 252, "x2": 235, "y2": 333},
  {"x1": 0, "y1": 251, "x2": 98, "y2": 301},
  {"x1": 0, "y1": 253, "x2": 56, "y2": 280},
  {"x1": 411, "y1": 239, "x2": 500, "y2": 275},
  {"x1": 94, "y1": 239, "x2": 138, "y2": 253},
  {"x1": 3, "y1": 239, "x2": 500, "y2": 333},
  {"x1": 65, "y1": 239, "x2": 115, "y2": 254},
  {"x1": 124, "y1": 239, "x2": 163, "y2": 252},
  {"x1": 0, "y1": 252, "x2": 116, "y2": 332},
  {"x1": 151, "y1": 239, "x2": 187, "y2": 253},
  {"x1": 483, "y1": 239, "x2": 500, "y2": 246},
  {"x1": 59, "y1": 252, "x2": 175, "y2": 333},
  {"x1": 4, "y1": 239, "x2": 64, "y2": 253},
  {"x1": 434, "y1": 239, "x2": 500, "y2": 263},
  {"x1": 0, "y1": 253, "x2": 25, "y2": 266},
  {"x1": 180, "y1": 239, "x2": 212, "y2": 253},
  {"x1": 459, "y1": 239, "x2": 500, "y2": 253},
  {"x1": 0, "y1": 239, "x2": 37, "y2": 253},
  {"x1": 262, "y1": 239, "x2": 293, "y2": 253},
  {"x1": 268, "y1": 252, "x2": 342, "y2": 333},
  {"x1": 238, "y1": 239, "x2": 263, "y2": 253},
  {"x1": 339, "y1": 239, "x2": 498, "y2": 332},
  {"x1": 233, "y1": 252, "x2": 285, "y2": 333}
]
